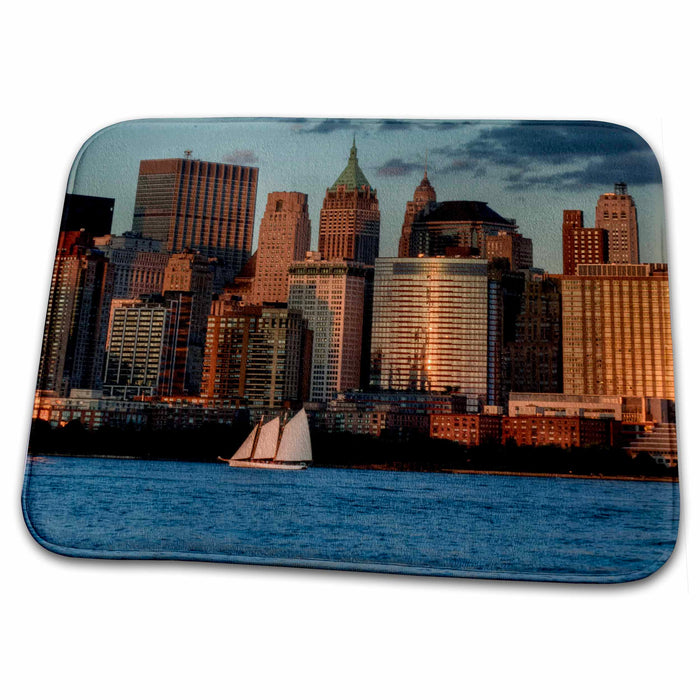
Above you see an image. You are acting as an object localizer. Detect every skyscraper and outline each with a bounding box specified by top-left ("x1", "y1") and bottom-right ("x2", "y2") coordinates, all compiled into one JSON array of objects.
[
  {"x1": 398, "y1": 169, "x2": 437, "y2": 257},
  {"x1": 250, "y1": 192, "x2": 311, "y2": 305},
  {"x1": 288, "y1": 256, "x2": 367, "y2": 403},
  {"x1": 163, "y1": 251, "x2": 215, "y2": 393},
  {"x1": 200, "y1": 299, "x2": 310, "y2": 410},
  {"x1": 37, "y1": 230, "x2": 111, "y2": 396},
  {"x1": 370, "y1": 257, "x2": 500, "y2": 405},
  {"x1": 103, "y1": 292, "x2": 194, "y2": 399},
  {"x1": 561, "y1": 264, "x2": 673, "y2": 398},
  {"x1": 131, "y1": 157, "x2": 258, "y2": 285},
  {"x1": 595, "y1": 182, "x2": 639, "y2": 264},
  {"x1": 318, "y1": 139, "x2": 380, "y2": 265},
  {"x1": 502, "y1": 272, "x2": 562, "y2": 395}
]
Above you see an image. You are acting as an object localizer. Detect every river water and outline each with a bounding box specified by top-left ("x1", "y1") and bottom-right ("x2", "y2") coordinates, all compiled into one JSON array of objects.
[{"x1": 22, "y1": 455, "x2": 679, "y2": 582}]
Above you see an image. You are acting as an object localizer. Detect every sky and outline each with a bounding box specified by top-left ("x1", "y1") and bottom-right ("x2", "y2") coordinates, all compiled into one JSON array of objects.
[{"x1": 67, "y1": 118, "x2": 667, "y2": 274}]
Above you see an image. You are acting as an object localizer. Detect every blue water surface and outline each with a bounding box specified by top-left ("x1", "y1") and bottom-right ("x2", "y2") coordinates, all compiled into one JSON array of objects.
[{"x1": 22, "y1": 456, "x2": 679, "y2": 582}]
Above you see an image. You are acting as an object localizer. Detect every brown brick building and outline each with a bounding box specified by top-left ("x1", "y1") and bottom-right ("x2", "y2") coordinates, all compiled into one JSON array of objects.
[
  {"x1": 562, "y1": 209, "x2": 608, "y2": 275},
  {"x1": 502, "y1": 416, "x2": 617, "y2": 448},
  {"x1": 430, "y1": 414, "x2": 502, "y2": 447}
]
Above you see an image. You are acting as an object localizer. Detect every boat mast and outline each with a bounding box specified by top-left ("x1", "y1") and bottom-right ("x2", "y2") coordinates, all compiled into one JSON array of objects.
[
  {"x1": 273, "y1": 410, "x2": 289, "y2": 461},
  {"x1": 249, "y1": 416, "x2": 264, "y2": 459}
]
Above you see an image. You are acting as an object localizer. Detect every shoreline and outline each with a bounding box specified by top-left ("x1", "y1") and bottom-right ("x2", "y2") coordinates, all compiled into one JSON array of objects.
[
  {"x1": 314, "y1": 462, "x2": 678, "y2": 483},
  {"x1": 28, "y1": 453, "x2": 676, "y2": 483}
]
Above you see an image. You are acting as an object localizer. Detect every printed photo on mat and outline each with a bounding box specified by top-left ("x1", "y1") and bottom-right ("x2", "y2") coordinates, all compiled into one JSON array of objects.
[{"x1": 23, "y1": 118, "x2": 679, "y2": 581}]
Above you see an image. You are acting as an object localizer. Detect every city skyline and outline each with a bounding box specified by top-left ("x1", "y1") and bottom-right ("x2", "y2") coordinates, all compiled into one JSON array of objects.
[{"x1": 67, "y1": 119, "x2": 666, "y2": 273}]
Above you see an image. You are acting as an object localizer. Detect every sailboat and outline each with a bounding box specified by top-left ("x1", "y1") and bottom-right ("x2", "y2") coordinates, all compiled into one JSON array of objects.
[{"x1": 218, "y1": 408, "x2": 312, "y2": 470}]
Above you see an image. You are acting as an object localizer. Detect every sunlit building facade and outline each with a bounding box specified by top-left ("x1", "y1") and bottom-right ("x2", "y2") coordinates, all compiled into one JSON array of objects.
[
  {"x1": 561, "y1": 264, "x2": 674, "y2": 399},
  {"x1": 288, "y1": 257, "x2": 367, "y2": 403},
  {"x1": 132, "y1": 157, "x2": 258, "y2": 285},
  {"x1": 103, "y1": 293, "x2": 193, "y2": 399},
  {"x1": 200, "y1": 304, "x2": 310, "y2": 410},
  {"x1": 251, "y1": 192, "x2": 311, "y2": 305},
  {"x1": 37, "y1": 230, "x2": 111, "y2": 396},
  {"x1": 595, "y1": 182, "x2": 639, "y2": 264},
  {"x1": 370, "y1": 257, "x2": 500, "y2": 405},
  {"x1": 318, "y1": 139, "x2": 380, "y2": 265}
]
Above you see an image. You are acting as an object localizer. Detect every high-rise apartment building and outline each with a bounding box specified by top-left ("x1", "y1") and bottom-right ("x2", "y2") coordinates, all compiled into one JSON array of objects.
[
  {"x1": 37, "y1": 230, "x2": 111, "y2": 396},
  {"x1": 318, "y1": 139, "x2": 380, "y2": 265},
  {"x1": 163, "y1": 251, "x2": 214, "y2": 393},
  {"x1": 398, "y1": 169, "x2": 437, "y2": 257},
  {"x1": 200, "y1": 300, "x2": 310, "y2": 410},
  {"x1": 103, "y1": 292, "x2": 194, "y2": 399},
  {"x1": 561, "y1": 264, "x2": 673, "y2": 399},
  {"x1": 288, "y1": 257, "x2": 367, "y2": 403},
  {"x1": 595, "y1": 182, "x2": 639, "y2": 264},
  {"x1": 370, "y1": 257, "x2": 500, "y2": 405},
  {"x1": 131, "y1": 156, "x2": 258, "y2": 285},
  {"x1": 250, "y1": 192, "x2": 311, "y2": 305}
]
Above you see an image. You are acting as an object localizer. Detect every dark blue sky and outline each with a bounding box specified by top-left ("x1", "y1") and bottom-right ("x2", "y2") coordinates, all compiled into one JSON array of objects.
[{"x1": 68, "y1": 118, "x2": 666, "y2": 273}]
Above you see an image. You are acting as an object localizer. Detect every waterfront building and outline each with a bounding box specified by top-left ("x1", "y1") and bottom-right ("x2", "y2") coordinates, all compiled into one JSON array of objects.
[
  {"x1": 318, "y1": 139, "x2": 380, "y2": 265},
  {"x1": 562, "y1": 208, "x2": 608, "y2": 275},
  {"x1": 131, "y1": 156, "x2": 258, "y2": 286},
  {"x1": 430, "y1": 414, "x2": 502, "y2": 447},
  {"x1": 251, "y1": 192, "x2": 311, "y2": 305},
  {"x1": 501, "y1": 415, "x2": 618, "y2": 448},
  {"x1": 60, "y1": 193, "x2": 114, "y2": 238},
  {"x1": 32, "y1": 390, "x2": 246, "y2": 431},
  {"x1": 398, "y1": 169, "x2": 437, "y2": 257},
  {"x1": 507, "y1": 392, "x2": 673, "y2": 425},
  {"x1": 200, "y1": 303, "x2": 310, "y2": 411},
  {"x1": 403, "y1": 199, "x2": 519, "y2": 259},
  {"x1": 288, "y1": 256, "x2": 367, "y2": 403},
  {"x1": 561, "y1": 263, "x2": 673, "y2": 399},
  {"x1": 37, "y1": 230, "x2": 111, "y2": 396},
  {"x1": 595, "y1": 182, "x2": 639, "y2": 264},
  {"x1": 103, "y1": 293, "x2": 194, "y2": 399},
  {"x1": 370, "y1": 257, "x2": 500, "y2": 405},
  {"x1": 310, "y1": 389, "x2": 474, "y2": 438}
]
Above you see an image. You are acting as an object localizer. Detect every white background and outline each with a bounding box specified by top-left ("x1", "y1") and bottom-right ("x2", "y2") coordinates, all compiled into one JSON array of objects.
[{"x1": 1, "y1": 2, "x2": 698, "y2": 698}]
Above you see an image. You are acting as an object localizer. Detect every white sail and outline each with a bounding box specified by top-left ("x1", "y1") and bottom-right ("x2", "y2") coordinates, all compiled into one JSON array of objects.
[
  {"x1": 253, "y1": 417, "x2": 280, "y2": 460},
  {"x1": 274, "y1": 409, "x2": 312, "y2": 463},
  {"x1": 231, "y1": 423, "x2": 259, "y2": 460}
]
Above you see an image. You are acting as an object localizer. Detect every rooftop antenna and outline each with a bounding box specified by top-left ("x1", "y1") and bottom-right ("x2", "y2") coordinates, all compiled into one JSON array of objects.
[{"x1": 184, "y1": 149, "x2": 193, "y2": 160}]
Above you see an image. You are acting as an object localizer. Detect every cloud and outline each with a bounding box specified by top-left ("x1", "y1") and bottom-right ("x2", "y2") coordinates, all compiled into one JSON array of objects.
[
  {"x1": 223, "y1": 149, "x2": 258, "y2": 164},
  {"x1": 375, "y1": 158, "x2": 423, "y2": 177},
  {"x1": 297, "y1": 119, "x2": 365, "y2": 134},
  {"x1": 434, "y1": 121, "x2": 661, "y2": 189},
  {"x1": 295, "y1": 118, "x2": 471, "y2": 134},
  {"x1": 378, "y1": 119, "x2": 468, "y2": 132}
]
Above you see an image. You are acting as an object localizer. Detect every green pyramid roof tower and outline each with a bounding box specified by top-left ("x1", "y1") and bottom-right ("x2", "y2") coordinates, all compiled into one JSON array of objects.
[{"x1": 330, "y1": 137, "x2": 372, "y2": 192}]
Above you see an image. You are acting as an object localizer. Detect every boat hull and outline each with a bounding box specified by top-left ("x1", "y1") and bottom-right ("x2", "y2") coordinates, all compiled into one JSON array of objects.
[{"x1": 219, "y1": 457, "x2": 308, "y2": 470}]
